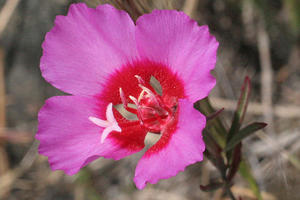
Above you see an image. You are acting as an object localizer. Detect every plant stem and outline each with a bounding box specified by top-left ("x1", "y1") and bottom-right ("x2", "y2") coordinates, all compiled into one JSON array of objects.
[
  {"x1": 220, "y1": 166, "x2": 236, "y2": 200},
  {"x1": 226, "y1": 186, "x2": 236, "y2": 200}
]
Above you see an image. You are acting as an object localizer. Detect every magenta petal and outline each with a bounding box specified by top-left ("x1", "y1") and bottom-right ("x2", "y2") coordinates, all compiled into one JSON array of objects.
[
  {"x1": 41, "y1": 3, "x2": 137, "y2": 95},
  {"x1": 36, "y1": 96, "x2": 143, "y2": 175},
  {"x1": 136, "y1": 10, "x2": 218, "y2": 102},
  {"x1": 133, "y1": 99, "x2": 206, "y2": 189}
]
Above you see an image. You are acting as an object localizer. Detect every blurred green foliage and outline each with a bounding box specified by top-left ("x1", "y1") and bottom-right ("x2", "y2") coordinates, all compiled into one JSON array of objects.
[{"x1": 285, "y1": 0, "x2": 300, "y2": 35}]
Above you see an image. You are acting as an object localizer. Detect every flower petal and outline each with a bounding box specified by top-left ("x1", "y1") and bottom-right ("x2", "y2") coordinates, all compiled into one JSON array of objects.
[
  {"x1": 133, "y1": 99, "x2": 206, "y2": 189},
  {"x1": 41, "y1": 3, "x2": 138, "y2": 95},
  {"x1": 136, "y1": 10, "x2": 218, "y2": 102},
  {"x1": 36, "y1": 96, "x2": 145, "y2": 175}
]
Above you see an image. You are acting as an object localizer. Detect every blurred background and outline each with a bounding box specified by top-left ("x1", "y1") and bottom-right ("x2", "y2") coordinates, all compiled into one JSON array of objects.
[{"x1": 0, "y1": 0, "x2": 300, "y2": 199}]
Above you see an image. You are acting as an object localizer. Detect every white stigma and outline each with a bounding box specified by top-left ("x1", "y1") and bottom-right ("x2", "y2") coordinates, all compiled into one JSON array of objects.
[{"x1": 89, "y1": 103, "x2": 121, "y2": 143}]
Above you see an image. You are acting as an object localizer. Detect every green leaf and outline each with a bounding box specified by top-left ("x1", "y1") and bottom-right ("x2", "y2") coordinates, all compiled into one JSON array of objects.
[
  {"x1": 239, "y1": 160, "x2": 262, "y2": 200},
  {"x1": 206, "y1": 108, "x2": 224, "y2": 121},
  {"x1": 195, "y1": 98, "x2": 227, "y2": 147},
  {"x1": 284, "y1": 0, "x2": 300, "y2": 35},
  {"x1": 227, "y1": 77, "x2": 251, "y2": 143},
  {"x1": 225, "y1": 122, "x2": 267, "y2": 152},
  {"x1": 226, "y1": 77, "x2": 251, "y2": 160},
  {"x1": 204, "y1": 151, "x2": 226, "y2": 176},
  {"x1": 227, "y1": 143, "x2": 242, "y2": 181},
  {"x1": 203, "y1": 130, "x2": 227, "y2": 173},
  {"x1": 75, "y1": 168, "x2": 92, "y2": 184}
]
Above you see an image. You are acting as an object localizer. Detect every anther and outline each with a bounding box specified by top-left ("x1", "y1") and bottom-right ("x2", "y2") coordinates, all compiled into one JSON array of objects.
[
  {"x1": 119, "y1": 88, "x2": 128, "y2": 108},
  {"x1": 138, "y1": 84, "x2": 155, "y2": 96},
  {"x1": 129, "y1": 95, "x2": 139, "y2": 106},
  {"x1": 138, "y1": 90, "x2": 146, "y2": 102},
  {"x1": 138, "y1": 84, "x2": 159, "y2": 105},
  {"x1": 134, "y1": 75, "x2": 145, "y2": 85}
]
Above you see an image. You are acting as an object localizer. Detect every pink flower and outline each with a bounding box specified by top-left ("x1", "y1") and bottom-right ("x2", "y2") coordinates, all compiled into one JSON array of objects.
[{"x1": 36, "y1": 3, "x2": 218, "y2": 189}]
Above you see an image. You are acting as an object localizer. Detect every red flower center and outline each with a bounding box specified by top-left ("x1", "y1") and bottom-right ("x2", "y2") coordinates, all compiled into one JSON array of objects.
[
  {"x1": 98, "y1": 60, "x2": 185, "y2": 151},
  {"x1": 129, "y1": 78, "x2": 178, "y2": 133}
]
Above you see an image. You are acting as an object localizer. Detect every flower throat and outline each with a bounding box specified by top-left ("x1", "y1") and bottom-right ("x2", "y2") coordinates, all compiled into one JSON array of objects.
[{"x1": 118, "y1": 75, "x2": 178, "y2": 134}]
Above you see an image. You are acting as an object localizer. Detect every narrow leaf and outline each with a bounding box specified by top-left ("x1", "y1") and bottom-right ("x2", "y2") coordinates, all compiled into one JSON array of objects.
[
  {"x1": 236, "y1": 77, "x2": 251, "y2": 124},
  {"x1": 239, "y1": 160, "x2": 262, "y2": 200},
  {"x1": 203, "y1": 130, "x2": 223, "y2": 156},
  {"x1": 203, "y1": 130, "x2": 227, "y2": 172},
  {"x1": 227, "y1": 76, "x2": 251, "y2": 143},
  {"x1": 207, "y1": 108, "x2": 224, "y2": 121},
  {"x1": 225, "y1": 122, "x2": 267, "y2": 152},
  {"x1": 227, "y1": 143, "x2": 242, "y2": 181},
  {"x1": 204, "y1": 151, "x2": 227, "y2": 175},
  {"x1": 195, "y1": 98, "x2": 227, "y2": 147},
  {"x1": 226, "y1": 77, "x2": 251, "y2": 161}
]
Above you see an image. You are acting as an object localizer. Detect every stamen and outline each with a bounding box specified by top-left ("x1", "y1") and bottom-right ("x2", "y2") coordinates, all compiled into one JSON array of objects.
[
  {"x1": 118, "y1": 88, "x2": 138, "y2": 116},
  {"x1": 138, "y1": 84, "x2": 160, "y2": 105},
  {"x1": 129, "y1": 95, "x2": 139, "y2": 106},
  {"x1": 138, "y1": 90, "x2": 146, "y2": 102},
  {"x1": 119, "y1": 88, "x2": 128, "y2": 108},
  {"x1": 129, "y1": 95, "x2": 145, "y2": 125},
  {"x1": 113, "y1": 74, "x2": 177, "y2": 134},
  {"x1": 134, "y1": 75, "x2": 145, "y2": 85},
  {"x1": 89, "y1": 103, "x2": 121, "y2": 143},
  {"x1": 138, "y1": 84, "x2": 156, "y2": 98}
]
